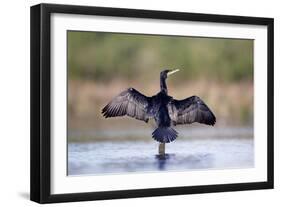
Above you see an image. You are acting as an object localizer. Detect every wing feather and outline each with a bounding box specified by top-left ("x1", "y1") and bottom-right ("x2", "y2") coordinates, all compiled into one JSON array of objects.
[
  {"x1": 102, "y1": 88, "x2": 151, "y2": 122},
  {"x1": 168, "y1": 96, "x2": 216, "y2": 125}
]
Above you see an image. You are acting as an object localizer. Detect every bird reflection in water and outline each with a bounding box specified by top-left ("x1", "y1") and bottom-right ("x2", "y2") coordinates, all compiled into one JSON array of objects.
[{"x1": 155, "y1": 153, "x2": 175, "y2": 170}]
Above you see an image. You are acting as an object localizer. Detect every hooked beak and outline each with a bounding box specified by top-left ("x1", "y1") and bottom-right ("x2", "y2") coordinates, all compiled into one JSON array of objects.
[{"x1": 167, "y1": 69, "x2": 180, "y2": 76}]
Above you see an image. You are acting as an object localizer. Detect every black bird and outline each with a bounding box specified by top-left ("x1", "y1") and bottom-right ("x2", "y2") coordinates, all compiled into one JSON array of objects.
[{"x1": 102, "y1": 69, "x2": 216, "y2": 143}]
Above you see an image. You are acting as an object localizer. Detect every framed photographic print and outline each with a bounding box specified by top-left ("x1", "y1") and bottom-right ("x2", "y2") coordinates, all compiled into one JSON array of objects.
[{"x1": 30, "y1": 3, "x2": 274, "y2": 203}]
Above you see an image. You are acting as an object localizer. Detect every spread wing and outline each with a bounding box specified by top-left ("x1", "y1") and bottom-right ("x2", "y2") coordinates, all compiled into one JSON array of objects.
[
  {"x1": 168, "y1": 96, "x2": 216, "y2": 125},
  {"x1": 102, "y1": 88, "x2": 151, "y2": 122}
]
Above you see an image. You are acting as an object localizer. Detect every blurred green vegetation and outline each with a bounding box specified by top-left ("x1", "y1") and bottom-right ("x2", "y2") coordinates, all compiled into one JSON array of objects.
[{"x1": 68, "y1": 31, "x2": 253, "y2": 83}]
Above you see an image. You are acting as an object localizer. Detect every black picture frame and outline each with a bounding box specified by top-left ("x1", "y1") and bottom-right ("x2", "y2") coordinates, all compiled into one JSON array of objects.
[{"x1": 30, "y1": 3, "x2": 274, "y2": 204}]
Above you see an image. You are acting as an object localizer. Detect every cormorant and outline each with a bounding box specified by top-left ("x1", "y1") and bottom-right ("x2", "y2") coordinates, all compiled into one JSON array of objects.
[{"x1": 102, "y1": 69, "x2": 216, "y2": 144}]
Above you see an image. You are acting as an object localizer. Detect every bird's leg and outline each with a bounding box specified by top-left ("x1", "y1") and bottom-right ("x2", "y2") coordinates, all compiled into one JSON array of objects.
[{"x1": 158, "y1": 143, "x2": 165, "y2": 155}]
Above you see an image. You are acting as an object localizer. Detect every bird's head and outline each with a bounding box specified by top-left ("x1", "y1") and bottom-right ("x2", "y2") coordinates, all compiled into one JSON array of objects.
[{"x1": 160, "y1": 69, "x2": 180, "y2": 79}]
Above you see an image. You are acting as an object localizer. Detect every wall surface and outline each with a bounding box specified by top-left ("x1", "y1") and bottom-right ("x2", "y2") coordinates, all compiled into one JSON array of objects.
[{"x1": 0, "y1": 0, "x2": 279, "y2": 206}]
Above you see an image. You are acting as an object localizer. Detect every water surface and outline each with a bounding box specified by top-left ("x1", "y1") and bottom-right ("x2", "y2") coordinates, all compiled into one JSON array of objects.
[{"x1": 68, "y1": 127, "x2": 254, "y2": 176}]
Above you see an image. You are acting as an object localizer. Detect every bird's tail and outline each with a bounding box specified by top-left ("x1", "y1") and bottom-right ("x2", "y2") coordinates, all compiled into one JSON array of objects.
[{"x1": 152, "y1": 127, "x2": 178, "y2": 143}]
